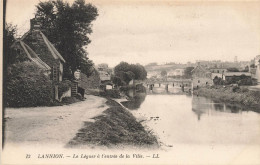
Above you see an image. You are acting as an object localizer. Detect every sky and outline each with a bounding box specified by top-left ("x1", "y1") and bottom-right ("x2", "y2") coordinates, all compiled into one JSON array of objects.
[{"x1": 5, "y1": 0, "x2": 260, "y2": 67}]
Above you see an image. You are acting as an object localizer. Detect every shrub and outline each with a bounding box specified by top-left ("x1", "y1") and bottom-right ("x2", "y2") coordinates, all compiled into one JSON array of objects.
[
  {"x1": 100, "y1": 89, "x2": 120, "y2": 98},
  {"x1": 4, "y1": 61, "x2": 53, "y2": 107},
  {"x1": 232, "y1": 86, "x2": 240, "y2": 92}
]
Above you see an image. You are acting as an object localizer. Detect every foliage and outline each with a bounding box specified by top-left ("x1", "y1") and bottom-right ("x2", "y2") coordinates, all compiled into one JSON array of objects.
[
  {"x1": 242, "y1": 66, "x2": 249, "y2": 72},
  {"x1": 68, "y1": 99, "x2": 158, "y2": 147},
  {"x1": 184, "y1": 67, "x2": 194, "y2": 78},
  {"x1": 194, "y1": 86, "x2": 260, "y2": 109},
  {"x1": 111, "y1": 75, "x2": 125, "y2": 87},
  {"x1": 121, "y1": 93, "x2": 146, "y2": 110},
  {"x1": 213, "y1": 76, "x2": 224, "y2": 85},
  {"x1": 225, "y1": 74, "x2": 252, "y2": 86},
  {"x1": 99, "y1": 89, "x2": 121, "y2": 98},
  {"x1": 35, "y1": 0, "x2": 98, "y2": 77},
  {"x1": 3, "y1": 23, "x2": 19, "y2": 69},
  {"x1": 250, "y1": 64, "x2": 255, "y2": 68},
  {"x1": 227, "y1": 67, "x2": 239, "y2": 72},
  {"x1": 114, "y1": 62, "x2": 147, "y2": 85},
  {"x1": 160, "y1": 70, "x2": 167, "y2": 77},
  {"x1": 5, "y1": 62, "x2": 53, "y2": 107},
  {"x1": 145, "y1": 62, "x2": 158, "y2": 67}
]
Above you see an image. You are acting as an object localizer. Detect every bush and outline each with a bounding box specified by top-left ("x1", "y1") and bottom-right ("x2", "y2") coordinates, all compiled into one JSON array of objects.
[
  {"x1": 4, "y1": 61, "x2": 53, "y2": 107},
  {"x1": 100, "y1": 89, "x2": 120, "y2": 98},
  {"x1": 232, "y1": 86, "x2": 240, "y2": 92}
]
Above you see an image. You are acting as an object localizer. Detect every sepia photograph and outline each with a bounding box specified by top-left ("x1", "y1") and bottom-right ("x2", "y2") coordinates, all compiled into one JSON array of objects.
[{"x1": 2, "y1": 0, "x2": 260, "y2": 164}]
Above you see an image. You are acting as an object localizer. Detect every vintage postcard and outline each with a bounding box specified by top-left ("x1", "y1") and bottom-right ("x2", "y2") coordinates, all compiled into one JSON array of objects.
[{"x1": 1, "y1": 0, "x2": 260, "y2": 164}]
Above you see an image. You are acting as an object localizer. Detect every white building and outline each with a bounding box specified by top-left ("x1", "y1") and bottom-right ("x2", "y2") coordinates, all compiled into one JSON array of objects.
[
  {"x1": 254, "y1": 55, "x2": 260, "y2": 84},
  {"x1": 168, "y1": 69, "x2": 185, "y2": 77}
]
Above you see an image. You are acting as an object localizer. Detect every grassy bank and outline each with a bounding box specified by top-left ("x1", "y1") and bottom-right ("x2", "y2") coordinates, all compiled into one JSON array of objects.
[
  {"x1": 193, "y1": 86, "x2": 260, "y2": 111},
  {"x1": 67, "y1": 98, "x2": 159, "y2": 148}
]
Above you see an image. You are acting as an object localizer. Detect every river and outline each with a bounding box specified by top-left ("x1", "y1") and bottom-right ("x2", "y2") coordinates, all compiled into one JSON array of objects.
[{"x1": 122, "y1": 93, "x2": 260, "y2": 164}]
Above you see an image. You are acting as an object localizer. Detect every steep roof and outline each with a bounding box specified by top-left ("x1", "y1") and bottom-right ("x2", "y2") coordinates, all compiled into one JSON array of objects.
[
  {"x1": 191, "y1": 64, "x2": 209, "y2": 73},
  {"x1": 39, "y1": 31, "x2": 65, "y2": 63},
  {"x1": 13, "y1": 40, "x2": 51, "y2": 70},
  {"x1": 20, "y1": 30, "x2": 65, "y2": 63}
]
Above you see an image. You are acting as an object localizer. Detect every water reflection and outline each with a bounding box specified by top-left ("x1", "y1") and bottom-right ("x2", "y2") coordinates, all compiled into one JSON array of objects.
[
  {"x1": 191, "y1": 96, "x2": 212, "y2": 121},
  {"x1": 192, "y1": 96, "x2": 243, "y2": 120},
  {"x1": 121, "y1": 92, "x2": 147, "y2": 110},
  {"x1": 130, "y1": 95, "x2": 260, "y2": 147}
]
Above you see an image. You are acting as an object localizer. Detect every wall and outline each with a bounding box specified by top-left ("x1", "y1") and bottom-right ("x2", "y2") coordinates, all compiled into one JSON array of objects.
[
  {"x1": 192, "y1": 77, "x2": 213, "y2": 89},
  {"x1": 59, "y1": 87, "x2": 71, "y2": 102}
]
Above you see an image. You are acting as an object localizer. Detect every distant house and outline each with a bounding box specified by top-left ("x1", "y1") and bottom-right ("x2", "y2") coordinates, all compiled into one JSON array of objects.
[
  {"x1": 78, "y1": 69, "x2": 101, "y2": 90},
  {"x1": 96, "y1": 64, "x2": 111, "y2": 82},
  {"x1": 209, "y1": 68, "x2": 227, "y2": 80},
  {"x1": 254, "y1": 55, "x2": 260, "y2": 84},
  {"x1": 11, "y1": 17, "x2": 65, "y2": 82},
  {"x1": 168, "y1": 69, "x2": 185, "y2": 77},
  {"x1": 191, "y1": 63, "x2": 213, "y2": 89}
]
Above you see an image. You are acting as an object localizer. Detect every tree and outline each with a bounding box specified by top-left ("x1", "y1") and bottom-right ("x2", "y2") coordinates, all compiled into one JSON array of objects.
[
  {"x1": 242, "y1": 66, "x2": 249, "y2": 72},
  {"x1": 35, "y1": 0, "x2": 98, "y2": 77},
  {"x1": 250, "y1": 64, "x2": 255, "y2": 68},
  {"x1": 111, "y1": 75, "x2": 124, "y2": 87},
  {"x1": 184, "y1": 67, "x2": 194, "y2": 78},
  {"x1": 213, "y1": 76, "x2": 224, "y2": 85},
  {"x1": 161, "y1": 70, "x2": 167, "y2": 77},
  {"x1": 114, "y1": 62, "x2": 147, "y2": 85},
  {"x1": 3, "y1": 23, "x2": 17, "y2": 69},
  {"x1": 227, "y1": 67, "x2": 239, "y2": 72},
  {"x1": 126, "y1": 71, "x2": 135, "y2": 82}
]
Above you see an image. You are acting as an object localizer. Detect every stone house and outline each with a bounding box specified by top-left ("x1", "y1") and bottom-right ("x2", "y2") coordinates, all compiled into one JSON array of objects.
[
  {"x1": 168, "y1": 69, "x2": 185, "y2": 77},
  {"x1": 11, "y1": 17, "x2": 68, "y2": 100},
  {"x1": 191, "y1": 63, "x2": 213, "y2": 89},
  {"x1": 96, "y1": 64, "x2": 111, "y2": 82},
  {"x1": 210, "y1": 68, "x2": 227, "y2": 80},
  {"x1": 12, "y1": 17, "x2": 65, "y2": 82}
]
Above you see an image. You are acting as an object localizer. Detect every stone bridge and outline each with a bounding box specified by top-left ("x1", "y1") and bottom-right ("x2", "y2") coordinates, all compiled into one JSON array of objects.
[{"x1": 146, "y1": 79, "x2": 192, "y2": 87}]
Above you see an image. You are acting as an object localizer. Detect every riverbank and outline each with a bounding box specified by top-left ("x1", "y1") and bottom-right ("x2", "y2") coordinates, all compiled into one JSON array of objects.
[
  {"x1": 193, "y1": 86, "x2": 260, "y2": 111},
  {"x1": 68, "y1": 98, "x2": 159, "y2": 148}
]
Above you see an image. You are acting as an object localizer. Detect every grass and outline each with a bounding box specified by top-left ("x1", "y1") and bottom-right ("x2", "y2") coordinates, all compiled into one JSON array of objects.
[{"x1": 67, "y1": 98, "x2": 159, "y2": 148}]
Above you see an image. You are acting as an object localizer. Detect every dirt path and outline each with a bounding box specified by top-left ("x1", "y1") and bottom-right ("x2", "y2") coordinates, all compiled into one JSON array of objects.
[{"x1": 4, "y1": 95, "x2": 108, "y2": 147}]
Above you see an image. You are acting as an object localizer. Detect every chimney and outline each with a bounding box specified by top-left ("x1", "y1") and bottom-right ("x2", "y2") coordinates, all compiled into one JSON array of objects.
[{"x1": 30, "y1": 18, "x2": 41, "y2": 31}]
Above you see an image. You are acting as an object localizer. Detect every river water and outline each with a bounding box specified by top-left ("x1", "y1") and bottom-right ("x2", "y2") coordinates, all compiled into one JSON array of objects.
[{"x1": 122, "y1": 93, "x2": 260, "y2": 164}]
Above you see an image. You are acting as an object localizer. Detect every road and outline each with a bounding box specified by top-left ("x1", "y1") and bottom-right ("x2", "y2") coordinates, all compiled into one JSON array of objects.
[{"x1": 4, "y1": 95, "x2": 108, "y2": 147}]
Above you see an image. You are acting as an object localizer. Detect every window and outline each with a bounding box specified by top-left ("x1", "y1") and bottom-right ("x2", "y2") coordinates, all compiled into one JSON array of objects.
[
  {"x1": 217, "y1": 70, "x2": 219, "y2": 73},
  {"x1": 198, "y1": 80, "x2": 200, "y2": 83},
  {"x1": 206, "y1": 82, "x2": 208, "y2": 85}
]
